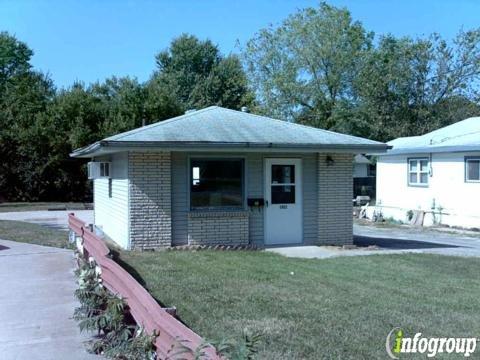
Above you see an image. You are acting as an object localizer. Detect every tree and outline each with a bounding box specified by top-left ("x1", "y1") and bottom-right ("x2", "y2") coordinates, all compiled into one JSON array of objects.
[
  {"x1": 91, "y1": 76, "x2": 146, "y2": 136},
  {"x1": 0, "y1": 32, "x2": 55, "y2": 201},
  {"x1": 0, "y1": 31, "x2": 33, "y2": 85},
  {"x1": 149, "y1": 34, "x2": 253, "y2": 111},
  {"x1": 354, "y1": 31, "x2": 480, "y2": 141},
  {"x1": 244, "y1": 3, "x2": 480, "y2": 141},
  {"x1": 244, "y1": 2, "x2": 372, "y2": 126}
]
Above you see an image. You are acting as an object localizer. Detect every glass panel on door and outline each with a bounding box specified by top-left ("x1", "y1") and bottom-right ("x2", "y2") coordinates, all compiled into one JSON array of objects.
[
  {"x1": 271, "y1": 164, "x2": 296, "y2": 204},
  {"x1": 271, "y1": 165, "x2": 295, "y2": 184},
  {"x1": 271, "y1": 185, "x2": 295, "y2": 204}
]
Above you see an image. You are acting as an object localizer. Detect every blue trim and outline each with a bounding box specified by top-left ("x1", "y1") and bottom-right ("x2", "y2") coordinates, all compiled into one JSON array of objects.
[{"x1": 465, "y1": 156, "x2": 480, "y2": 183}]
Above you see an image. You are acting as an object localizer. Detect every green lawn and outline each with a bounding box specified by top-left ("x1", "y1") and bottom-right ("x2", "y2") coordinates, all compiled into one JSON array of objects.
[
  {"x1": 0, "y1": 220, "x2": 69, "y2": 248},
  {"x1": 0, "y1": 202, "x2": 91, "y2": 212},
  {"x1": 117, "y1": 250, "x2": 480, "y2": 359}
]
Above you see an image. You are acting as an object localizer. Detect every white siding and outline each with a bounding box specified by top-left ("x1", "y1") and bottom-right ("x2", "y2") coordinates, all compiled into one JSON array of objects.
[
  {"x1": 171, "y1": 152, "x2": 318, "y2": 246},
  {"x1": 94, "y1": 153, "x2": 130, "y2": 248},
  {"x1": 377, "y1": 152, "x2": 480, "y2": 228}
]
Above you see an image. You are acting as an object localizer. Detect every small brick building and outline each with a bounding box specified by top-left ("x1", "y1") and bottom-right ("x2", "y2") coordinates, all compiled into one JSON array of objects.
[{"x1": 71, "y1": 106, "x2": 387, "y2": 250}]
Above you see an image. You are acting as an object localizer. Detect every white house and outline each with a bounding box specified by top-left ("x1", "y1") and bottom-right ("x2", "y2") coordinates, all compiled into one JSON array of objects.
[
  {"x1": 71, "y1": 106, "x2": 388, "y2": 250},
  {"x1": 375, "y1": 117, "x2": 480, "y2": 228}
]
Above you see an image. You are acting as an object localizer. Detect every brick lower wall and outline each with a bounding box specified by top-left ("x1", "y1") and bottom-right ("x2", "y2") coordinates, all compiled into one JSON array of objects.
[
  {"x1": 128, "y1": 152, "x2": 172, "y2": 249},
  {"x1": 188, "y1": 211, "x2": 249, "y2": 246},
  {"x1": 317, "y1": 153, "x2": 353, "y2": 245}
]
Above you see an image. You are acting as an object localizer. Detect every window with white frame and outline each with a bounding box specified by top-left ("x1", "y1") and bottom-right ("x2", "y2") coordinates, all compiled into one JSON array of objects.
[
  {"x1": 408, "y1": 158, "x2": 429, "y2": 186},
  {"x1": 466, "y1": 158, "x2": 480, "y2": 182}
]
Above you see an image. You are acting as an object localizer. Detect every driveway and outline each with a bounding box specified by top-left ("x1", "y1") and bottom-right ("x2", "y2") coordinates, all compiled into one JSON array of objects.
[
  {"x1": 353, "y1": 223, "x2": 480, "y2": 256},
  {"x1": 0, "y1": 239, "x2": 97, "y2": 360},
  {"x1": 270, "y1": 223, "x2": 480, "y2": 259},
  {"x1": 0, "y1": 210, "x2": 93, "y2": 231}
]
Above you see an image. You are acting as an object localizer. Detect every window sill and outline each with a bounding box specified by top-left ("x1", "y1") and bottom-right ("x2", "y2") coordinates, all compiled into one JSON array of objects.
[
  {"x1": 407, "y1": 183, "x2": 429, "y2": 188},
  {"x1": 188, "y1": 210, "x2": 248, "y2": 218}
]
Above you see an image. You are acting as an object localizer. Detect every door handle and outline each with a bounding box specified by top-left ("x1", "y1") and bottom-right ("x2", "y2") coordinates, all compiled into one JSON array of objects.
[{"x1": 265, "y1": 200, "x2": 269, "y2": 207}]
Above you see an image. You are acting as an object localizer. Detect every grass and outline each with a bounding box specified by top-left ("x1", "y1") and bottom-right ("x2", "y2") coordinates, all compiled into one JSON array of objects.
[
  {"x1": 117, "y1": 250, "x2": 480, "y2": 359},
  {"x1": 0, "y1": 202, "x2": 91, "y2": 213},
  {"x1": 0, "y1": 220, "x2": 70, "y2": 248}
]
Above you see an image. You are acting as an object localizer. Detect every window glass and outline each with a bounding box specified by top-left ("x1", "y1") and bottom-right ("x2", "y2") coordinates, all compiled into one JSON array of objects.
[
  {"x1": 420, "y1": 173, "x2": 428, "y2": 184},
  {"x1": 467, "y1": 160, "x2": 480, "y2": 181},
  {"x1": 271, "y1": 185, "x2": 295, "y2": 204},
  {"x1": 192, "y1": 166, "x2": 200, "y2": 185},
  {"x1": 272, "y1": 165, "x2": 295, "y2": 184},
  {"x1": 408, "y1": 159, "x2": 428, "y2": 186},
  {"x1": 420, "y1": 160, "x2": 428, "y2": 172},
  {"x1": 100, "y1": 162, "x2": 110, "y2": 177},
  {"x1": 190, "y1": 159, "x2": 243, "y2": 209}
]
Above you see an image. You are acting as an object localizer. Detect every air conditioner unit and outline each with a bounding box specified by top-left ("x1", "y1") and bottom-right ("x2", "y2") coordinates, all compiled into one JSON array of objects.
[{"x1": 87, "y1": 162, "x2": 111, "y2": 179}]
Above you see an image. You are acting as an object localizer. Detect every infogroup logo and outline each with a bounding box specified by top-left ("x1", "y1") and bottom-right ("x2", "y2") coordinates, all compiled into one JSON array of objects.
[{"x1": 386, "y1": 328, "x2": 477, "y2": 358}]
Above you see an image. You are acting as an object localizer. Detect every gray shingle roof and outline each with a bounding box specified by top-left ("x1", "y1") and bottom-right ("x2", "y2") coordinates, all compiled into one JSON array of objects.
[
  {"x1": 383, "y1": 117, "x2": 480, "y2": 156},
  {"x1": 71, "y1": 106, "x2": 388, "y2": 157}
]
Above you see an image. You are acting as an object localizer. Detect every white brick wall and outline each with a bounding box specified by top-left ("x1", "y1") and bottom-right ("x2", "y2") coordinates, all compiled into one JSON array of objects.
[
  {"x1": 317, "y1": 153, "x2": 353, "y2": 245},
  {"x1": 187, "y1": 211, "x2": 249, "y2": 246},
  {"x1": 128, "y1": 152, "x2": 172, "y2": 249}
]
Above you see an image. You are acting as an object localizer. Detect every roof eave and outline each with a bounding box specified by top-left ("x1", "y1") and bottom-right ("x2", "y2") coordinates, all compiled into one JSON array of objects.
[
  {"x1": 377, "y1": 144, "x2": 480, "y2": 156},
  {"x1": 70, "y1": 140, "x2": 390, "y2": 158}
]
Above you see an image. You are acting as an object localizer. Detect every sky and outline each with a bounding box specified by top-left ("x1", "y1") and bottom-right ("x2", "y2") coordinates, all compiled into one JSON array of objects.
[{"x1": 2, "y1": 0, "x2": 479, "y2": 88}]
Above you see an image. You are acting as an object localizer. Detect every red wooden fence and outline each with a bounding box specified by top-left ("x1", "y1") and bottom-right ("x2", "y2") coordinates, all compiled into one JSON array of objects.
[{"x1": 68, "y1": 213, "x2": 219, "y2": 360}]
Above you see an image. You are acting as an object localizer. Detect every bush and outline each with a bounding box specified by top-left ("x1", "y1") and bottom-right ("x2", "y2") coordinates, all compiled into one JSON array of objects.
[{"x1": 74, "y1": 255, "x2": 157, "y2": 359}]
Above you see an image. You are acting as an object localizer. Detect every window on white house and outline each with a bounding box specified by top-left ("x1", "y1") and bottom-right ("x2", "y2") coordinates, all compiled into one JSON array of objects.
[
  {"x1": 408, "y1": 158, "x2": 429, "y2": 186},
  {"x1": 100, "y1": 162, "x2": 110, "y2": 177},
  {"x1": 190, "y1": 159, "x2": 244, "y2": 210},
  {"x1": 466, "y1": 158, "x2": 480, "y2": 182}
]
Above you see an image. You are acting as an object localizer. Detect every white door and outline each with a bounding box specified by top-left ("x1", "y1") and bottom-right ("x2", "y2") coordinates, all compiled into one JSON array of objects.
[{"x1": 264, "y1": 158, "x2": 303, "y2": 245}]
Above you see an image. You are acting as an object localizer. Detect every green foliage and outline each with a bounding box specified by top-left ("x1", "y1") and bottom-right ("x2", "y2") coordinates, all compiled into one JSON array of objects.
[
  {"x1": 244, "y1": 2, "x2": 480, "y2": 141},
  {"x1": 0, "y1": 31, "x2": 253, "y2": 202},
  {"x1": 0, "y1": 31, "x2": 33, "y2": 82},
  {"x1": 244, "y1": 2, "x2": 372, "y2": 125},
  {"x1": 73, "y1": 257, "x2": 157, "y2": 359},
  {"x1": 100, "y1": 327, "x2": 157, "y2": 360},
  {"x1": 210, "y1": 331, "x2": 263, "y2": 360},
  {"x1": 169, "y1": 330, "x2": 263, "y2": 360},
  {"x1": 150, "y1": 34, "x2": 254, "y2": 111}
]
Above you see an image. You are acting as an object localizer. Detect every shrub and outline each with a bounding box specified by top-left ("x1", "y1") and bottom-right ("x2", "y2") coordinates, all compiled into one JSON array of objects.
[{"x1": 74, "y1": 255, "x2": 157, "y2": 359}]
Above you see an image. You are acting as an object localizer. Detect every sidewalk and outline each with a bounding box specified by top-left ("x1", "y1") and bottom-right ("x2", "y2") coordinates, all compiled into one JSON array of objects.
[{"x1": 0, "y1": 239, "x2": 98, "y2": 360}]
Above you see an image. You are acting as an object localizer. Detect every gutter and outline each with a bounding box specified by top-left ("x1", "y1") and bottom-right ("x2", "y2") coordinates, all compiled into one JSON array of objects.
[
  {"x1": 376, "y1": 144, "x2": 480, "y2": 156},
  {"x1": 70, "y1": 140, "x2": 391, "y2": 158}
]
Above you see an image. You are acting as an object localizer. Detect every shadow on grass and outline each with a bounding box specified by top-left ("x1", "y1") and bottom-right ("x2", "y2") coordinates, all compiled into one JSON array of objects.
[
  {"x1": 109, "y1": 248, "x2": 148, "y2": 288},
  {"x1": 108, "y1": 248, "x2": 193, "y2": 326}
]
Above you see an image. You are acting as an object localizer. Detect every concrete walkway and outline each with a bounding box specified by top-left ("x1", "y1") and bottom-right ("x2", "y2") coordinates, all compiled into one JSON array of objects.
[
  {"x1": 0, "y1": 239, "x2": 97, "y2": 360},
  {"x1": 0, "y1": 210, "x2": 93, "y2": 231},
  {"x1": 269, "y1": 223, "x2": 480, "y2": 259}
]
